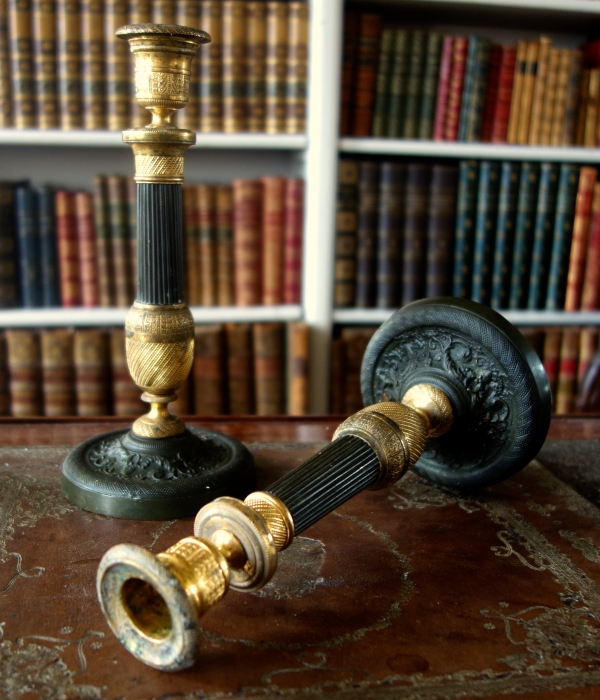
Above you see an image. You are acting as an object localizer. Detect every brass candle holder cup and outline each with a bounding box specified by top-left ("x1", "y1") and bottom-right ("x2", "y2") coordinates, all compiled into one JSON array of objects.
[{"x1": 61, "y1": 25, "x2": 255, "y2": 520}]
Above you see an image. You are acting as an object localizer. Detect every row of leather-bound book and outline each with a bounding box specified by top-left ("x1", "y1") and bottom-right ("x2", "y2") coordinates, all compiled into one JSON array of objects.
[
  {"x1": 332, "y1": 324, "x2": 600, "y2": 416},
  {"x1": 0, "y1": 175, "x2": 304, "y2": 309},
  {"x1": 0, "y1": 0, "x2": 308, "y2": 134},
  {"x1": 342, "y1": 12, "x2": 600, "y2": 148},
  {"x1": 335, "y1": 159, "x2": 600, "y2": 314},
  {"x1": 0, "y1": 321, "x2": 309, "y2": 417}
]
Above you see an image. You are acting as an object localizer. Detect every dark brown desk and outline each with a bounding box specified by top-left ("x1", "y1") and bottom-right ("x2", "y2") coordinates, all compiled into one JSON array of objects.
[{"x1": 1, "y1": 416, "x2": 600, "y2": 700}]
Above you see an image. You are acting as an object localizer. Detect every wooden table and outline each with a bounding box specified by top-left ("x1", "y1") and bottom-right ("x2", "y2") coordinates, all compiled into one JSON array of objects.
[{"x1": 1, "y1": 415, "x2": 600, "y2": 700}]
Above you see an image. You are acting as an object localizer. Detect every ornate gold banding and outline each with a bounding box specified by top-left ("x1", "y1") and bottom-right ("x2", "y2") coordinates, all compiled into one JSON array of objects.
[{"x1": 244, "y1": 492, "x2": 295, "y2": 551}]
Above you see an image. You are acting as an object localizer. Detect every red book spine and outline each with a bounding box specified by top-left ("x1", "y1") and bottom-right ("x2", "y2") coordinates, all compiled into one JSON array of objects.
[
  {"x1": 491, "y1": 45, "x2": 517, "y2": 144},
  {"x1": 233, "y1": 179, "x2": 263, "y2": 306},
  {"x1": 481, "y1": 44, "x2": 502, "y2": 142},
  {"x1": 262, "y1": 176, "x2": 285, "y2": 305},
  {"x1": 283, "y1": 178, "x2": 304, "y2": 304},
  {"x1": 55, "y1": 190, "x2": 81, "y2": 307},
  {"x1": 433, "y1": 36, "x2": 454, "y2": 141},
  {"x1": 74, "y1": 191, "x2": 99, "y2": 307},
  {"x1": 581, "y1": 181, "x2": 600, "y2": 310},
  {"x1": 443, "y1": 36, "x2": 468, "y2": 141},
  {"x1": 351, "y1": 14, "x2": 381, "y2": 137}
]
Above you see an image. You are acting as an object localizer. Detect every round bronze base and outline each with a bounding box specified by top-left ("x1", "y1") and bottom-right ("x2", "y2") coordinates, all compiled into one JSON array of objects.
[{"x1": 61, "y1": 427, "x2": 255, "y2": 520}]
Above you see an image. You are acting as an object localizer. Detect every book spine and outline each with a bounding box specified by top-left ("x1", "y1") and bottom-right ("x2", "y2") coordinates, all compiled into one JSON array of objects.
[
  {"x1": 457, "y1": 35, "x2": 477, "y2": 142},
  {"x1": 182, "y1": 184, "x2": 201, "y2": 306},
  {"x1": 528, "y1": 36, "x2": 552, "y2": 145},
  {"x1": 471, "y1": 160, "x2": 500, "y2": 305},
  {"x1": 107, "y1": 175, "x2": 131, "y2": 308},
  {"x1": 170, "y1": 373, "x2": 191, "y2": 416},
  {"x1": 371, "y1": 28, "x2": 395, "y2": 138},
  {"x1": 151, "y1": 0, "x2": 175, "y2": 24},
  {"x1": 352, "y1": 13, "x2": 381, "y2": 137},
  {"x1": 109, "y1": 327, "x2": 143, "y2": 415},
  {"x1": 73, "y1": 328, "x2": 108, "y2": 415},
  {"x1": 176, "y1": 0, "x2": 201, "y2": 131},
  {"x1": 426, "y1": 164, "x2": 458, "y2": 298},
  {"x1": 74, "y1": 191, "x2": 99, "y2": 307},
  {"x1": 526, "y1": 162, "x2": 560, "y2": 310},
  {"x1": 418, "y1": 32, "x2": 442, "y2": 140},
  {"x1": 233, "y1": 179, "x2": 262, "y2": 306},
  {"x1": 193, "y1": 324, "x2": 226, "y2": 415},
  {"x1": 105, "y1": 0, "x2": 129, "y2": 131},
  {"x1": 126, "y1": 176, "x2": 136, "y2": 297},
  {"x1": 37, "y1": 185, "x2": 60, "y2": 307},
  {"x1": 32, "y1": 0, "x2": 58, "y2": 128},
  {"x1": 506, "y1": 40, "x2": 527, "y2": 144},
  {"x1": 0, "y1": 333, "x2": 9, "y2": 415},
  {"x1": 265, "y1": 0, "x2": 287, "y2": 134},
  {"x1": 560, "y1": 50, "x2": 583, "y2": 146},
  {"x1": 128, "y1": 0, "x2": 151, "y2": 128},
  {"x1": 565, "y1": 166, "x2": 597, "y2": 311},
  {"x1": 222, "y1": 0, "x2": 246, "y2": 133},
  {"x1": 286, "y1": 321, "x2": 308, "y2": 415},
  {"x1": 0, "y1": 183, "x2": 18, "y2": 308},
  {"x1": 246, "y1": 0, "x2": 266, "y2": 133},
  {"x1": 443, "y1": 36, "x2": 468, "y2": 141},
  {"x1": 538, "y1": 47, "x2": 559, "y2": 146},
  {"x1": 216, "y1": 184, "x2": 234, "y2": 306},
  {"x1": 585, "y1": 68, "x2": 600, "y2": 147},
  {"x1": 55, "y1": 189, "x2": 81, "y2": 306},
  {"x1": 8, "y1": 0, "x2": 36, "y2": 127},
  {"x1": 508, "y1": 162, "x2": 540, "y2": 309},
  {"x1": 464, "y1": 38, "x2": 492, "y2": 143},
  {"x1": 0, "y1": 0, "x2": 12, "y2": 126},
  {"x1": 6, "y1": 329, "x2": 42, "y2": 415},
  {"x1": 355, "y1": 161, "x2": 379, "y2": 308},
  {"x1": 402, "y1": 30, "x2": 425, "y2": 139},
  {"x1": 341, "y1": 326, "x2": 376, "y2": 415},
  {"x1": 92, "y1": 175, "x2": 114, "y2": 307},
  {"x1": 581, "y1": 182, "x2": 600, "y2": 311},
  {"x1": 490, "y1": 161, "x2": 520, "y2": 309},
  {"x1": 490, "y1": 45, "x2": 516, "y2": 144},
  {"x1": 329, "y1": 336, "x2": 345, "y2": 414},
  {"x1": 385, "y1": 30, "x2": 409, "y2": 138},
  {"x1": 433, "y1": 36, "x2": 454, "y2": 141},
  {"x1": 198, "y1": 184, "x2": 217, "y2": 306},
  {"x1": 339, "y1": 10, "x2": 358, "y2": 135},
  {"x1": 334, "y1": 160, "x2": 359, "y2": 307},
  {"x1": 81, "y1": 0, "x2": 105, "y2": 129},
  {"x1": 542, "y1": 327, "x2": 561, "y2": 400},
  {"x1": 402, "y1": 163, "x2": 429, "y2": 305},
  {"x1": 225, "y1": 322, "x2": 254, "y2": 414},
  {"x1": 376, "y1": 162, "x2": 405, "y2": 308},
  {"x1": 577, "y1": 327, "x2": 599, "y2": 387},
  {"x1": 516, "y1": 40, "x2": 539, "y2": 144},
  {"x1": 452, "y1": 159, "x2": 479, "y2": 298},
  {"x1": 41, "y1": 328, "x2": 75, "y2": 416},
  {"x1": 262, "y1": 176, "x2": 285, "y2": 305},
  {"x1": 555, "y1": 328, "x2": 580, "y2": 414},
  {"x1": 15, "y1": 184, "x2": 39, "y2": 308},
  {"x1": 283, "y1": 177, "x2": 303, "y2": 305},
  {"x1": 253, "y1": 322, "x2": 284, "y2": 415},
  {"x1": 546, "y1": 164, "x2": 580, "y2": 310},
  {"x1": 200, "y1": 0, "x2": 223, "y2": 133},
  {"x1": 480, "y1": 43, "x2": 501, "y2": 143},
  {"x1": 550, "y1": 49, "x2": 571, "y2": 146},
  {"x1": 285, "y1": 0, "x2": 308, "y2": 134},
  {"x1": 57, "y1": 0, "x2": 83, "y2": 129},
  {"x1": 575, "y1": 69, "x2": 590, "y2": 146}
]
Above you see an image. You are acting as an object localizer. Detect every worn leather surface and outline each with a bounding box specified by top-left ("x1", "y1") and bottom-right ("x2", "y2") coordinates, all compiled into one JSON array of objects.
[{"x1": 2, "y1": 440, "x2": 600, "y2": 699}]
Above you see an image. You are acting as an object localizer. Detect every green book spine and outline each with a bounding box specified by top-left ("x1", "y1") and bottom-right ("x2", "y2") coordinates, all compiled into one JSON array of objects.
[
  {"x1": 386, "y1": 31, "x2": 409, "y2": 138},
  {"x1": 452, "y1": 160, "x2": 479, "y2": 298},
  {"x1": 465, "y1": 38, "x2": 492, "y2": 142},
  {"x1": 458, "y1": 36, "x2": 478, "y2": 142},
  {"x1": 371, "y1": 29, "x2": 395, "y2": 137},
  {"x1": 418, "y1": 33, "x2": 442, "y2": 140},
  {"x1": 508, "y1": 162, "x2": 541, "y2": 309},
  {"x1": 490, "y1": 162, "x2": 520, "y2": 309},
  {"x1": 527, "y1": 163, "x2": 560, "y2": 309},
  {"x1": 471, "y1": 160, "x2": 500, "y2": 305},
  {"x1": 402, "y1": 31, "x2": 425, "y2": 139},
  {"x1": 546, "y1": 164, "x2": 580, "y2": 310}
]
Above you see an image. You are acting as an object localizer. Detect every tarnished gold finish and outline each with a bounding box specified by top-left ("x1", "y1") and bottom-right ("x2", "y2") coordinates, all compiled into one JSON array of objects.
[
  {"x1": 244, "y1": 491, "x2": 295, "y2": 551},
  {"x1": 402, "y1": 384, "x2": 454, "y2": 438}
]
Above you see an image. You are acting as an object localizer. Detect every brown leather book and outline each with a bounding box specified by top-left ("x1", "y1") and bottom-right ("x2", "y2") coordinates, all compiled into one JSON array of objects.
[
  {"x1": 539, "y1": 47, "x2": 560, "y2": 146},
  {"x1": 81, "y1": 0, "x2": 106, "y2": 129},
  {"x1": 193, "y1": 324, "x2": 226, "y2": 415},
  {"x1": 338, "y1": 10, "x2": 359, "y2": 136},
  {"x1": 105, "y1": 0, "x2": 129, "y2": 131},
  {"x1": 0, "y1": 332, "x2": 9, "y2": 415},
  {"x1": 584, "y1": 69, "x2": 600, "y2": 147},
  {"x1": 265, "y1": 0, "x2": 287, "y2": 134},
  {"x1": 426, "y1": 164, "x2": 458, "y2": 298},
  {"x1": 225, "y1": 322, "x2": 254, "y2": 414},
  {"x1": 222, "y1": 0, "x2": 246, "y2": 133},
  {"x1": 128, "y1": 0, "x2": 151, "y2": 127},
  {"x1": 176, "y1": 0, "x2": 202, "y2": 131},
  {"x1": 341, "y1": 326, "x2": 376, "y2": 415},
  {"x1": 109, "y1": 327, "x2": 143, "y2": 415},
  {"x1": 0, "y1": 0, "x2": 12, "y2": 127},
  {"x1": 74, "y1": 191, "x2": 99, "y2": 307},
  {"x1": 330, "y1": 335, "x2": 346, "y2": 414},
  {"x1": 443, "y1": 36, "x2": 468, "y2": 141},
  {"x1": 577, "y1": 327, "x2": 599, "y2": 388},
  {"x1": 334, "y1": 160, "x2": 359, "y2": 308},
  {"x1": 549, "y1": 49, "x2": 571, "y2": 146},
  {"x1": 542, "y1": 327, "x2": 562, "y2": 401},
  {"x1": 41, "y1": 328, "x2": 75, "y2": 416},
  {"x1": 253, "y1": 322, "x2": 284, "y2": 415},
  {"x1": 285, "y1": 0, "x2": 308, "y2": 134},
  {"x1": 516, "y1": 40, "x2": 539, "y2": 144},
  {"x1": 561, "y1": 50, "x2": 583, "y2": 146},
  {"x1": 283, "y1": 177, "x2": 303, "y2": 304},
  {"x1": 199, "y1": 0, "x2": 223, "y2": 132},
  {"x1": 183, "y1": 184, "x2": 201, "y2": 306},
  {"x1": 170, "y1": 374, "x2": 191, "y2": 416},
  {"x1": 286, "y1": 320, "x2": 308, "y2": 415},
  {"x1": 581, "y1": 181, "x2": 600, "y2": 311},
  {"x1": 506, "y1": 40, "x2": 527, "y2": 144},
  {"x1": 528, "y1": 36, "x2": 551, "y2": 146},
  {"x1": 556, "y1": 327, "x2": 580, "y2": 415},
  {"x1": 351, "y1": 14, "x2": 381, "y2": 136},
  {"x1": 216, "y1": 184, "x2": 234, "y2": 305},
  {"x1": 57, "y1": 0, "x2": 83, "y2": 129},
  {"x1": 198, "y1": 184, "x2": 217, "y2": 306},
  {"x1": 55, "y1": 190, "x2": 81, "y2": 307},
  {"x1": 151, "y1": 0, "x2": 175, "y2": 24},
  {"x1": 246, "y1": 0, "x2": 267, "y2": 133},
  {"x1": 355, "y1": 161, "x2": 378, "y2": 309},
  {"x1": 262, "y1": 176, "x2": 285, "y2": 305},
  {"x1": 73, "y1": 328, "x2": 109, "y2": 416},
  {"x1": 92, "y1": 175, "x2": 114, "y2": 307},
  {"x1": 6, "y1": 329, "x2": 42, "y2": 416},
  {"x1": 33, "y1": 0, "x2": 59, "y2": 128},
  {"x1": 106, "y1": 175, "x2": 132, "y2": 308},
  {"x1": 233, "y1": 179, "x2": 263, "y2": 306},
  {"x1": 8, "y1": 0, "x2": 36, "y2": 127},
  {"x1": 575, "y1": 69, "x2": 590, "y2": 146},
  {"x1": 403, "y1": 163, "x2": 430, "y2": 305}
]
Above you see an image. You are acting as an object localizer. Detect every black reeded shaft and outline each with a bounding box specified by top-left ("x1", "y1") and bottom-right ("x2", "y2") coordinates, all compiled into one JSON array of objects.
[
  {"x1": 137, "y1": 184, "x2": 184, "y2": 305},
  {"x1": 267, "y1": 436, "x2": 379, "y2": 534}
]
